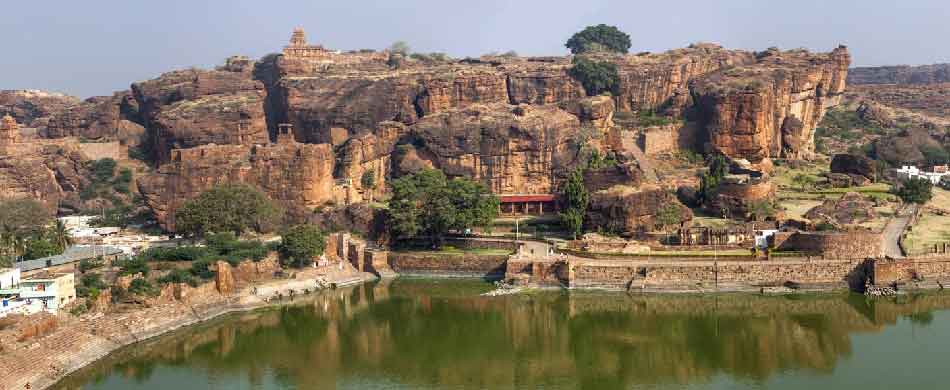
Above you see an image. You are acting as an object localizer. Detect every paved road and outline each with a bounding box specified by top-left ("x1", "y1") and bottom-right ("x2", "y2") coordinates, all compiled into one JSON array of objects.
[{"x1": 883, "y1": 204, "x2": 919, "y2": 258}]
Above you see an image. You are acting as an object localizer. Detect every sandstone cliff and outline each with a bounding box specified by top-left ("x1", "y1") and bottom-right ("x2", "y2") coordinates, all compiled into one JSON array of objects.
[
  {"x1": 690, "y1": 46, "x2": 850, "y2": 160},
  {"x1": 131, "y1": 67, "x2": 268, "y2": 162},
  {"x1": 0, "y1": 142, "x2": 90, "y2": 213},
  {"x1": 410, "y1": 103, "x2": 584, "y2": 194},
  {"x1": 0, "y1": 90, "x2": 80, "y2": 128},
  {"x1": 138, "y1": 141, "x2": 335, "y2": 230},
  {"x1": 44, "y1": 92, "x2": 145, "y2": 146}
]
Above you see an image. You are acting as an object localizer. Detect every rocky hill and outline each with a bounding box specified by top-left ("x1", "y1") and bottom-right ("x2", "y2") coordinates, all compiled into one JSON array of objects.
[
  {"x1": 848, "y1": 64, "x2": 950, "y2": 85},
  {"x1": 0, "y1": 29, "x2": 851, "y2": 231}
]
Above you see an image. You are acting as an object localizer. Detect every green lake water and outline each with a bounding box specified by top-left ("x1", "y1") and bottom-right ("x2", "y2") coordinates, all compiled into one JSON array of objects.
[{"x1": 54, "y1": 279, "x2": 950, "y2": 390}]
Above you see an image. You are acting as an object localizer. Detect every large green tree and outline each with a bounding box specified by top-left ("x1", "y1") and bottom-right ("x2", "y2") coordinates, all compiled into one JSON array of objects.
[
  {"x1": 280, "y1": 224, "x2": 327, "y2": 268},
  {"x1": 565, "y1": 24, "x2": 632, "y2": 54},
  {"x1": 388, "y1": 169, "x2": 499, "y2": 248},
  {"x1": 559, "y1": 169, "x2": 589, "y2": 239},
  {"x1": 0, "y1": 198, "x2": 53, "y2": 264},
  {"x1": 569, "y1": 57, "x2": 620, "y2": 96},
  {"x1": 175, "y1": 184, "x2": 283, "y2": 238},
  {"x1": 895, "y1": 178, "x2": 933, "y2": 204}
]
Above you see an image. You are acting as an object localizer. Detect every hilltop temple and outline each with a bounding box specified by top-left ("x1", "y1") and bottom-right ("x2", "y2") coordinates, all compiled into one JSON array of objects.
[{"x1": 282, "y1": 27, "x2": 334, "y2": 60}]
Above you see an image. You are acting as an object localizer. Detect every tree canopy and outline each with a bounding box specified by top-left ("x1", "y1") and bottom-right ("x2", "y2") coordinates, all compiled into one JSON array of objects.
[
  {"x1": 895, "y1": 178, "x2": 933, "y2": 204},
  {"x1": 280, "y1": 224, "x2": 327, "y2": 268},
  {"x1": 559, "y1": 169, "x2": 589, "y2": 239},
  {"x1": 388, "y1": 169, "x2": 499, "y2": 247},
  {"x1": 175, "y1": 184, "x2": 283, "y2": 238},
  {"x1": 565, "y1": 24, "x2": 632, "y2": 54},
  {"x1": 569, "y1": 57, "x2": 620, "y2": 96},
  {"x1": 0, "y1": 198, "x2": 56, "y2": 265}
]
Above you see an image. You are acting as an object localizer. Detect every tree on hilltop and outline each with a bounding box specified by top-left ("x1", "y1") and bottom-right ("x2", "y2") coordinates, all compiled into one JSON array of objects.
[
  {"x1": 175, "y1": 184, "x2": 283, "y2": 238},
  {"x1": 565, "y1": 24, "x2": 632, "y2": 54}
]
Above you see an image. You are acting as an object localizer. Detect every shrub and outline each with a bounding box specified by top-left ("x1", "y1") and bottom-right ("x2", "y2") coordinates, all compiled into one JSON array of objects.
[
  {"x1": 128, "y1": 278, "x2": 157, "y2": 296},
  {"x1": 78, "y1": 257, "x2": 104, "y2": 273},
  {"x1": 118, "y1": 257, "x2": 150, "y2": 276},
  {"x1": 157, "y1": 268, "x2": 199, "y2": 287},
  {"x1": 190, "y1": 259, "x2": 215, "y2": 280}
]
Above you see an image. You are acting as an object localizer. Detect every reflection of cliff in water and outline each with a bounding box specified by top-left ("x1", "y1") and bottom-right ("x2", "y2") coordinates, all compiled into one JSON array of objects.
[{"x1": 55, "y1": 280, "x2": 950, "y2": 390}]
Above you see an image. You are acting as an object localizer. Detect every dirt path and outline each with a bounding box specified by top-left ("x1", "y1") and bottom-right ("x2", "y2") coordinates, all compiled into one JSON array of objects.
[{"x1": 883, "y1": 204, "x2": 918, "y2": 258}]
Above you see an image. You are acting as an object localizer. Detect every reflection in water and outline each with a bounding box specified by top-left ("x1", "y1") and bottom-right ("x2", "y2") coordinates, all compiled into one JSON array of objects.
[{"x1": 55, "y1": 279, "x2": 950, "y2": 390}]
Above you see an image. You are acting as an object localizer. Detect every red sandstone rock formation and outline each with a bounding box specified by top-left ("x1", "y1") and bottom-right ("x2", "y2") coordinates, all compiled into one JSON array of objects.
[
  {"x1": 410, "y1": 103, "x2": 585, "y2": 194},
  {"x1": 0, "y1": 90, "x2": 79, "y2": 128},
  {"x1": 690, "y1": 46, "x2": 851, "y2": 161},
  {"x1": 586, "y1": 185, "x2": 693, "y2": 234},
  {"x1": 45, "y1": 92, "x2": 145, "y2": 146},
  {"x1": 138, "y1": 141, "x2": 335, "y2": 230},
  {"x1": 131, "y1": 67, "x2": 268, "y2": 162},
  {"x1": 0, "y1": 141, "x2": 90, "y2": 213}
]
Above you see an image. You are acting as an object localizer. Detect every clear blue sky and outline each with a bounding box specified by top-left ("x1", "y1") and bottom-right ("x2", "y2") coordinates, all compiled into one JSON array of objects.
[{"x1": 2, "y1": 0, "x2": 948, "y2": 98}]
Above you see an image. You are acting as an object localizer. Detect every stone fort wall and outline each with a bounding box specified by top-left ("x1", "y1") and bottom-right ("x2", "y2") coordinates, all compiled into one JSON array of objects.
[{"x1": 569, "y1": 259, "x2": 866, "y2": 290}]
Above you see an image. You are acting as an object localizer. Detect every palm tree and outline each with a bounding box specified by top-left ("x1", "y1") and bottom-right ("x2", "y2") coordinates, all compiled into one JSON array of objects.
[{"x1": 51, "y1": 220, "x2": 73, "y2": 252}]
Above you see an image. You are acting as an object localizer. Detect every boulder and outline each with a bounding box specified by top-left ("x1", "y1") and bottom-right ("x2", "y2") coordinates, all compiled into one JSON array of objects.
[
  {"x1": 215, "y1": 261, "x2": 236, "y2": 294},
  {"x1": 804, "y1": 192, "x2": 876, "y2": 225},
  {"x1": 586, "y1": 185, "x2": 693, "y2": 234},
  {"x1": 830, "y1": 154, "x2": 875, "y2": 182}
]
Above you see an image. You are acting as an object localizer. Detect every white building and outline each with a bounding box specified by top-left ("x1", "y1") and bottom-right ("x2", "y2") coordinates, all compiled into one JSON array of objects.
[
  {"x1": 754, "y1": 230, "x2": 778, "y2": 249},
  {"x1": 18, "y1": 272, "x2": 76, "y2": 313},
  {"x1": 896, "y1": 165, "x2": 949, "y2": 185}
]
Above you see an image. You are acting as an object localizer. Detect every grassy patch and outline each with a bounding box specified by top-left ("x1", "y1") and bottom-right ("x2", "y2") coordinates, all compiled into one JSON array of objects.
[{"x1": 904, "y1": 188, "x2": 950, "y2": 255}]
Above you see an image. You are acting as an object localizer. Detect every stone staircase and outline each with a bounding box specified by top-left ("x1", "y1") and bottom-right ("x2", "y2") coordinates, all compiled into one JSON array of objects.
[{"x1": 620, "y1": 131, "x2": 658, "y2": 183}]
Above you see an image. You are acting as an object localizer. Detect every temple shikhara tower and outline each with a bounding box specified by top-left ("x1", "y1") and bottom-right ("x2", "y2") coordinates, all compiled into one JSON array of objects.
[{"x1": 282, "y1": 27, "x2": 333, "y2": 60}]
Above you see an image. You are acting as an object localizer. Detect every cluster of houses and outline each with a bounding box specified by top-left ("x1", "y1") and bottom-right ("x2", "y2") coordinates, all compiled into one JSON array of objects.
[
  {"x1": 896, "y1": 165, "x2": 950, "y2": 188},
  {"x1": 2, "y1": 244, "x2": 125, "y2": 317},
  {"x1": 1, "y1": 268, "x2": 76, "y2": 317}
]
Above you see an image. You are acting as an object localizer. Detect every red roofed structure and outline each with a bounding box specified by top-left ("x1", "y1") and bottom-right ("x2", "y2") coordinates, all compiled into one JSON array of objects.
[{"x1": 498, "y1": 194, "x2": 558, "y2": 215}]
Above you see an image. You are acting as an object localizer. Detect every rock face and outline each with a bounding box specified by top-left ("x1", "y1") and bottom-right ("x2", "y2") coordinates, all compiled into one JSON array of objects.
[
  {"x1": 410, "y1": 103, "x2": 584, "y2": 194},
  {"x1": 0, "y1": 142, "x2": 90, "y2": 213},
  {"x1": 586, "y1": 185, "x2": 692, "y2": 234},
  {"x1": 45, "y1": 92, "x2": 145, "y2": 146},
  {"x1": 691, "y1": 46, "x2": 851, "y2": 160},
  {"x1": 848, "y1": 64, "x2": 950, "y2": 85},
  {"x1": 830, "y1": 154, "x2": 876, "y2": 182},
  {"x1": 138, "y1": 139, "x2": 336, "y2": 230},
  {"x1": 0, "y1": 90, "x2": 80, "y2": 128},
  {"x1": 131, "y1": 67, "x2": 268, "y2": 162},
  {"x1": 215, "y1": 261, "x2": 236, "y2": 294},
  {"x1": 609, "y1": 43, "x2": 756, "y2": 113}
]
